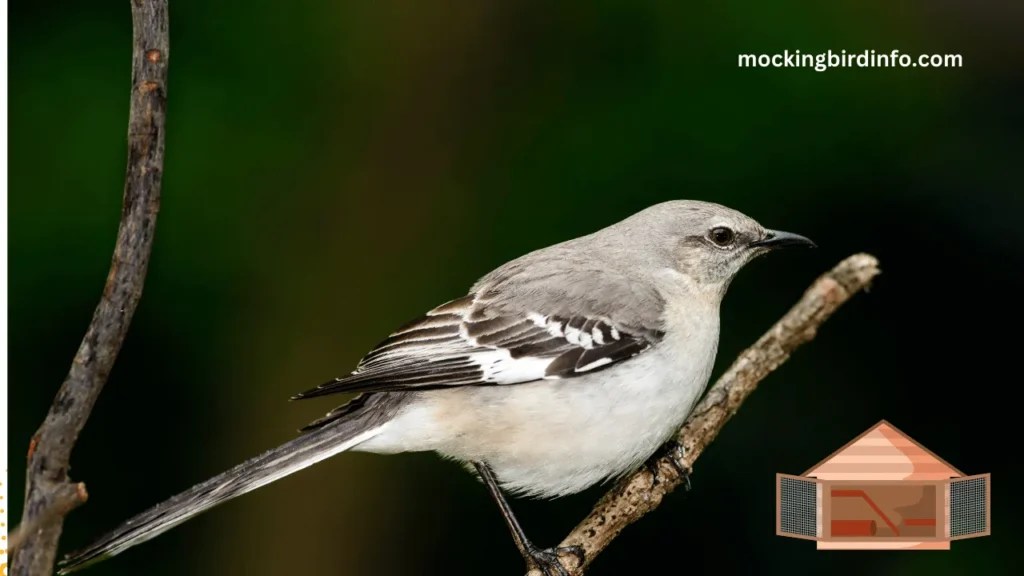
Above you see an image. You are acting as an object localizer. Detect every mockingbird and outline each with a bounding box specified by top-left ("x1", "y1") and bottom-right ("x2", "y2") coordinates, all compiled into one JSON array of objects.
[{"x1": 59, "y1": 200, "x2": 814, "y2": 575}]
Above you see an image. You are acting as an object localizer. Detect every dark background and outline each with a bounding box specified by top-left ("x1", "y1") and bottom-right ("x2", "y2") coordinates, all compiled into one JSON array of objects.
[{"x1": 9, "y1": 1, "x2": 1022, "y2": 574}]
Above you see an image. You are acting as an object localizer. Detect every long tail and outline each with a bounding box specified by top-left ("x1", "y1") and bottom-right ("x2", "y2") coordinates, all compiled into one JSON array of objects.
[{"x1": 58, "y1": 416, "x2": 389, "y2": 573}]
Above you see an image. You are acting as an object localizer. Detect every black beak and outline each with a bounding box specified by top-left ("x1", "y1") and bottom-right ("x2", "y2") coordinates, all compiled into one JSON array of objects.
[{"x1": 749, "y1": 229, "x2": 816, "y2": 250}]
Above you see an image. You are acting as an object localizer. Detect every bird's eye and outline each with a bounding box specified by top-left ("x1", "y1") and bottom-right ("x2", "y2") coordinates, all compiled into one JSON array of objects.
[{"x1": 708, "y1": 226, "x2": 735, "y2": 246}]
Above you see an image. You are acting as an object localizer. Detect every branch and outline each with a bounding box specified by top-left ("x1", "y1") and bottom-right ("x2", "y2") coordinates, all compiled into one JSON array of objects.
[
  {"x1": 529, "y1": 253, "x2": 881, "y2": 576},
  {"x1": 11, "y1": 2, "x2": 168, "y2": 574}
]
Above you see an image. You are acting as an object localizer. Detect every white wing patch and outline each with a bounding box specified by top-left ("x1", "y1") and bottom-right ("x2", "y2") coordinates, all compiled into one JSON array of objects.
[
  {"x1": 481, "y1": 351, "x2": 555, "y2": 384},
  {"x1": 526, "y1": 312, "x2": 622, "y2": 351},
  {"x1": 528, "y1": 312, "x2": 564, "y2": 338}
]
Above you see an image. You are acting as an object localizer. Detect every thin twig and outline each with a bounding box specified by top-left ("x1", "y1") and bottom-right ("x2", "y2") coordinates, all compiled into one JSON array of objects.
[
  {"x1": 528, "y1": 253, "x2": 881, "y2": 575},
  {"x1": 11, "y1": 2, "x2": 169, "y2": 574}
]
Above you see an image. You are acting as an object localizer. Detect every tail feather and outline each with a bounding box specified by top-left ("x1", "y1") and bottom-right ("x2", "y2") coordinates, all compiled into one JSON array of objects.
[{"x1": 58, "y1": 419, "x2": 387, "y2": 574}]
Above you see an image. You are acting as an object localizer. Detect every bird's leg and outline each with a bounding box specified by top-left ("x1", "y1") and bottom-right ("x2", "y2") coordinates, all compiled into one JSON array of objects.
[
  {"x1": 644, "y1": 439, "x2": 693, "y2": 491},
  {"x1": 473, "y1": 461, "x2": 585, "y2": 576}
]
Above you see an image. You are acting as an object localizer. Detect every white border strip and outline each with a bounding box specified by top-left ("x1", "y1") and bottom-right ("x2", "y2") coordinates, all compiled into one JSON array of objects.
[{"x1": 1, "y1": 0, "x2": 11, "y2": 566}]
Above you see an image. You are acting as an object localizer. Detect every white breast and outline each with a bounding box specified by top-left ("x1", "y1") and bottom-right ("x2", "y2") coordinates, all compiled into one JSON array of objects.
[{"x1": 356, "y1": 299, "x2": 720, "y2": 498}]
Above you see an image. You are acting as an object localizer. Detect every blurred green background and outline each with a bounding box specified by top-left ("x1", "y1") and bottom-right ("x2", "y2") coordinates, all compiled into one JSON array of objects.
[{"x1": 9, "y1": 0, "x2": 1023, "y2": 574}]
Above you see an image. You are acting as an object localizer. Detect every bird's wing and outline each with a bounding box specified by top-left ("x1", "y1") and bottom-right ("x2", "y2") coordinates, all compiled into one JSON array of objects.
[{"x1": 291, "y1": 291, "x2": 664, "y2": 401}]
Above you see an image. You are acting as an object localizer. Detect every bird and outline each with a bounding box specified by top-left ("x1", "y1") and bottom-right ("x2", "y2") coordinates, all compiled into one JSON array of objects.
[{"x1": 58, "y1": 200, "x2": 815, "y2": 575}]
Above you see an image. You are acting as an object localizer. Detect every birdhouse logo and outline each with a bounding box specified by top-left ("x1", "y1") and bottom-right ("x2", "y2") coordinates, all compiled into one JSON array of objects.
[{"x1": 776, "y1": 420, "x2": 990, "y2": 550}]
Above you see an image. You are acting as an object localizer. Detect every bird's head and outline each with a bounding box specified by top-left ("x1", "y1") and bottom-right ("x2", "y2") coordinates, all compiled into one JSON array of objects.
[{"x1": 611, "y1": 200, "x2": 815, "y2": 298}]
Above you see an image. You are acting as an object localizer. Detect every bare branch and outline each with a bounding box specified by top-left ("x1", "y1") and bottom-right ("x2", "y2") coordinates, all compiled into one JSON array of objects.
[
  {"x1": 529, "y1": 253, "x2": 881, "y2": 575},
  {"x1": 11, "y1": 2, "x2": 169, "y2": 574}
]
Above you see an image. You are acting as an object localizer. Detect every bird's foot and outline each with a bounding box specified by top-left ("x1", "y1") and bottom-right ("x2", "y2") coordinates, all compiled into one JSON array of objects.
[
  {"x1": 665, "y1": 440, "x2": 693, "y2": 491},
  {"x1": 523, "y1": 543, "x2": 584, "y2": 576},
  {"x1": 645, "y1": 440, "x2": 693, "y2": 491}
]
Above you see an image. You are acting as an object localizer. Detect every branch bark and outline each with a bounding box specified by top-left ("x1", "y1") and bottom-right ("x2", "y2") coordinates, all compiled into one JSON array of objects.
[
  {"x1": 7, "y1": 484, "x2": 88, "y2": 554},
  {"x1": 528, "y1": 253, "x2": 881, "y2": 576},
  {"x1": 11, "y1": 2, "x2": 168, "y2": 574}
]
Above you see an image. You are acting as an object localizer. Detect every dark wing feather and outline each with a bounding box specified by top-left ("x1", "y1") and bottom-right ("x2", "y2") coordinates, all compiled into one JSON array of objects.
[{"x1": 292, "y1": 293, "x2": 663, "y2": 401}]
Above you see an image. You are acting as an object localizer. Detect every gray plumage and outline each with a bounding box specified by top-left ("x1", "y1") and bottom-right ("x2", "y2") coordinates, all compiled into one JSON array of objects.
[{"x1": 59, "y1": 200, "x2": 814, "y2": 574}]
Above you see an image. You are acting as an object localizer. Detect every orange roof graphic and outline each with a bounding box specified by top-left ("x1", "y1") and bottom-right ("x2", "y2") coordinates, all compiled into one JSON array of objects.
[{"x1": 803, "y1": 420, "x2": 964, "y2": 481}]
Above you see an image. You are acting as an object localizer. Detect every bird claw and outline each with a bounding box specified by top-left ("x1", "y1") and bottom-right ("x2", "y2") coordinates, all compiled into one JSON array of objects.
[
  {"x1": 646, "y1": 440, "x2": 693, "y2": 490},
  {"x1": 666, "y1": 441, "x2": 693, "y2": 491},
  {"x1": 524, "y1": 544, "x2": 584, "y2": 576}
]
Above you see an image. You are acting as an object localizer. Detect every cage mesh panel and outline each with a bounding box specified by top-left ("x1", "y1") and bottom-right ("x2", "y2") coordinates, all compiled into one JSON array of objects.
[
  {"x1": 950, "y1": 476, "x2": 987, "y2": 537},
  {"x1": 780, "y1": 477, "x2": 817, "y2": 537}
]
